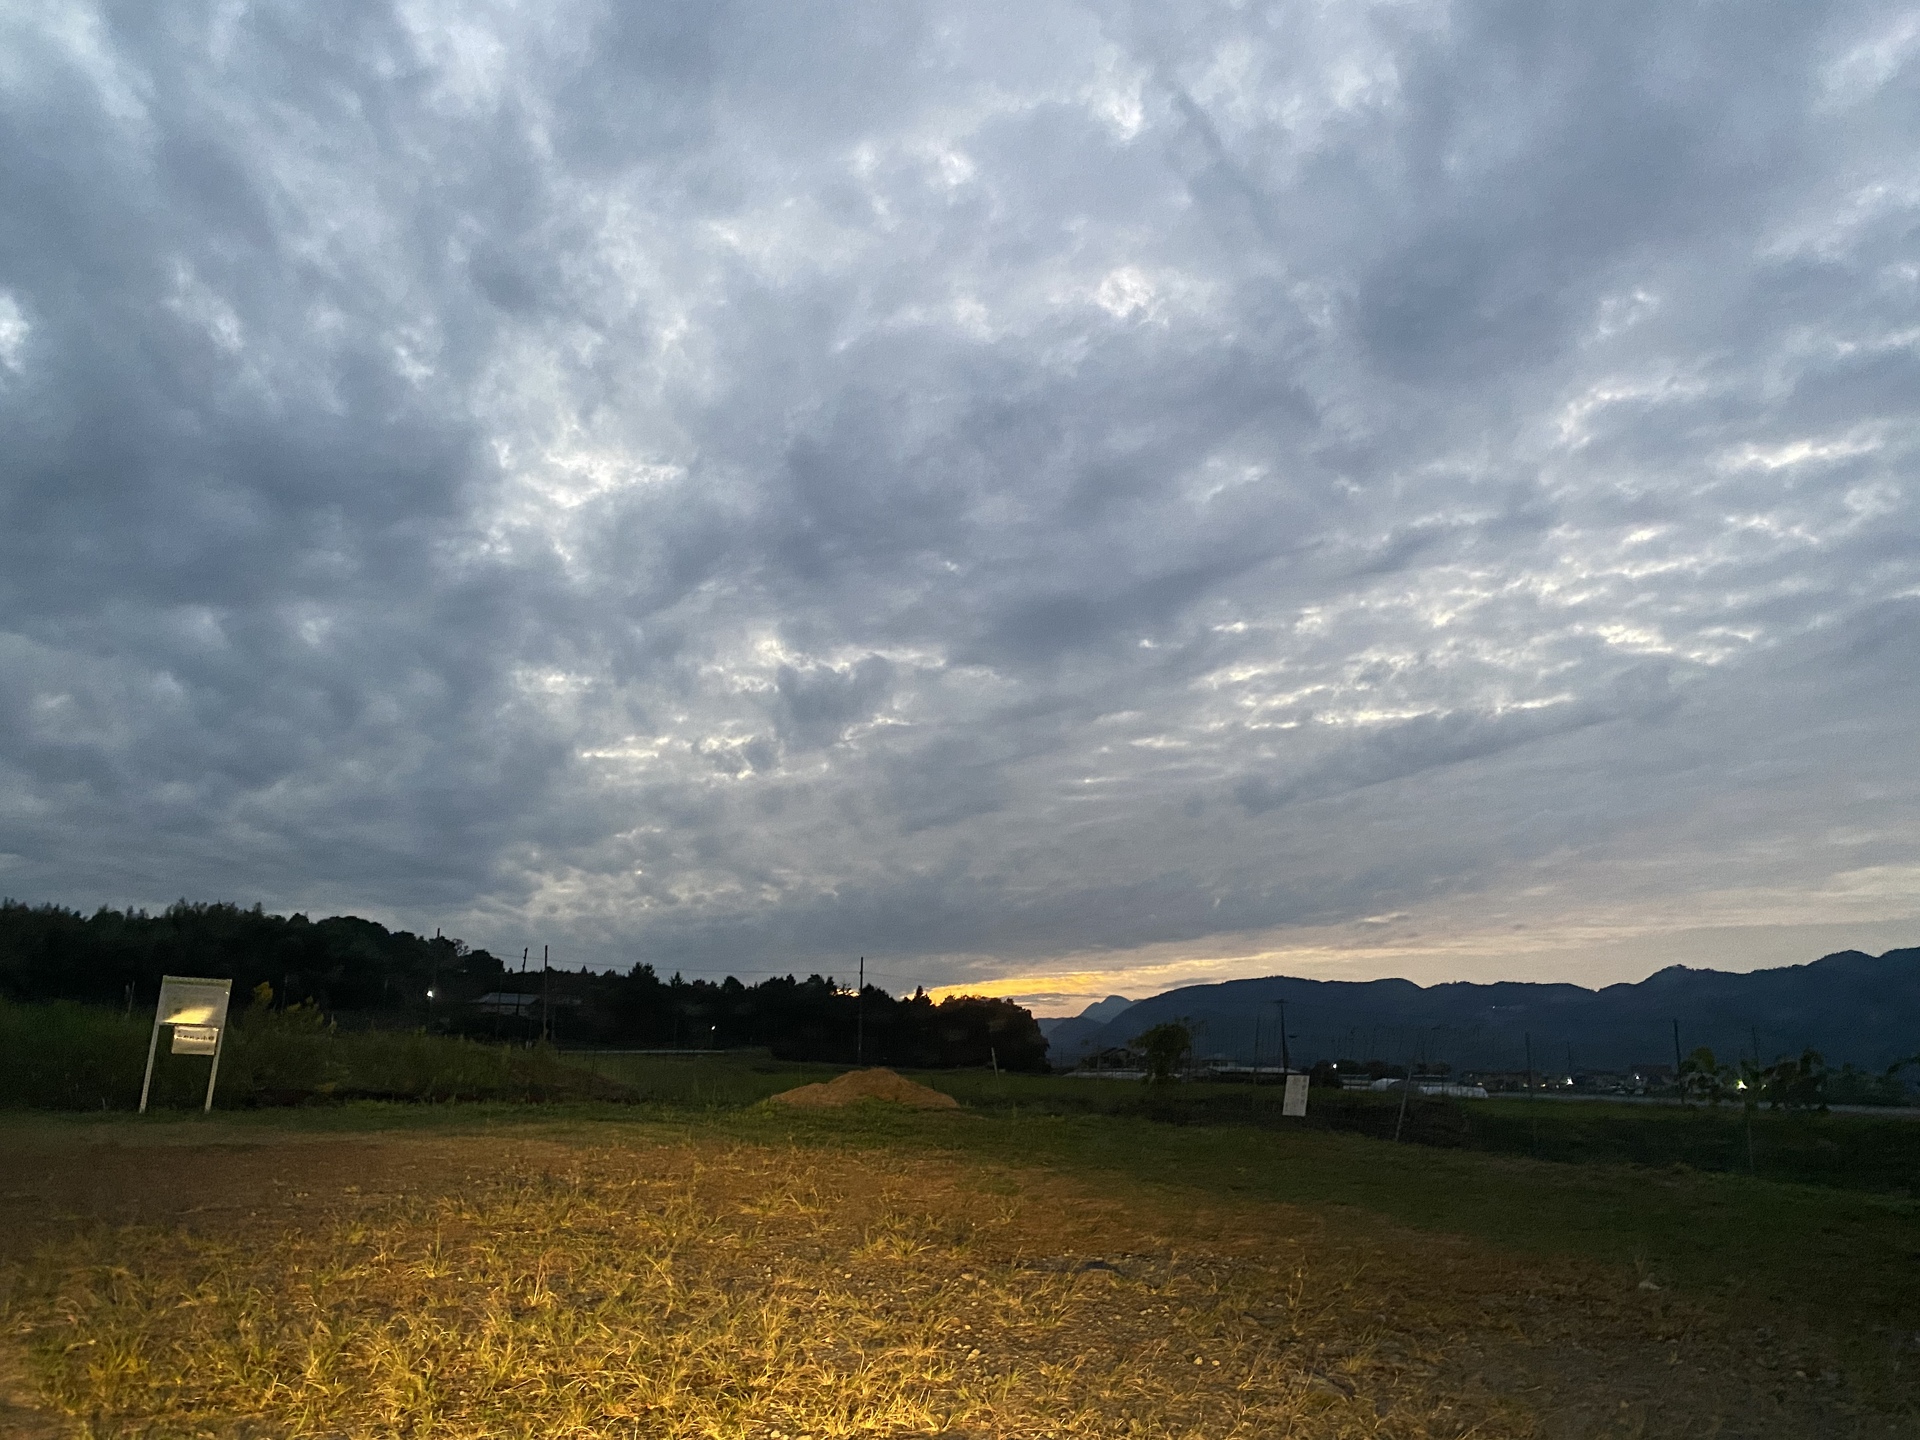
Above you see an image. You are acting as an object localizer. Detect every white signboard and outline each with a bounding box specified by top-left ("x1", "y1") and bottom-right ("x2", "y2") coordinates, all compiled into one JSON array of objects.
[
  {"x1": 141, "y1": 975, "x2": 233, "y2": 1113},
  {"x1": 1281, "y1": 1072, "x2": 1310, "y2": 1118},
  {"x1": 171, "y1": 1024, "x2": 220, "y2": 1055},
  {"x1": 158, "y1": 980, "x2": 230, "y2": 1027}
]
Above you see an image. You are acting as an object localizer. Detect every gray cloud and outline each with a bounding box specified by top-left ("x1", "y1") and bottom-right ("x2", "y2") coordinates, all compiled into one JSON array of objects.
[{"x1": 1, "y1": 0, "x2": 1917, "y2": 995}]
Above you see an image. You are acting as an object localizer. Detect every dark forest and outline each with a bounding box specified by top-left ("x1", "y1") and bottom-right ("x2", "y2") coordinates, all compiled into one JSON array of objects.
[{"x1": 0, "y1": 900, "x2": 1048, "y2": 1071}]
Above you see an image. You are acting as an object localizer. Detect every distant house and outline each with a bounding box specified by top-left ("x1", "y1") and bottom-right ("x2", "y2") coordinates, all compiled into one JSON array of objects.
[
  {"x1": 1368, "y1": 1078, "x2": 1490, "y2": 1099},
  {"x1": 473, "y1": 992, "x2": 540, "y2": 1017},
  {"x1": 1077, "y1": 1045, "x2": 1145, "y2": 1076},
  {"x1": 1200, "y1": 1063, "x2": 1311, "y2": 1086}
]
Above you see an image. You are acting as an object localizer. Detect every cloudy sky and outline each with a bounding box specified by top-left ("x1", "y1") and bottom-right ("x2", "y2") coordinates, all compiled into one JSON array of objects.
[{"x1": 3, "y1": 1, "x2": 1918, "y2": 1012}]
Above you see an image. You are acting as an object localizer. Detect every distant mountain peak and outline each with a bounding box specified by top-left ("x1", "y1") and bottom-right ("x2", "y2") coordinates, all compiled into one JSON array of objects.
[
  {"x1": 1079, "y1": 995, "x2": 1134, "y2": 1022},
  {"x1": 1039, "y1": 994, "x2": 1138, "y2": 1063}
]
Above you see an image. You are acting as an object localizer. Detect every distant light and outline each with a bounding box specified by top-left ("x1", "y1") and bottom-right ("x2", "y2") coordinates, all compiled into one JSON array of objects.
[{"x1": 427, "y1": 989, "x2": 436, "y2": 999}]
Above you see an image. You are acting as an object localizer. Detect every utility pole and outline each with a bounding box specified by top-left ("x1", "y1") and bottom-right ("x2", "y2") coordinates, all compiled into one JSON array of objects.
[
  {"x1": 543, "y1": 945, "x2": 552, "y2": 1045},
  {"x1": 1277, "y1": 999, "x2": 1291, "y2": 1074},
  {"x1": 856, "y1": 956, "x2": 865, "y2": 1065},
  {"x1": 1672, "y1": 1018, "x2": 1684, "y2": 1104},
  {"x1": 1394, "y1": 1029, "x2": 1418, "y2": 1142},
  {"x1": 1524, "y1": 1030, "x2": 1538, "y2": 1154}
]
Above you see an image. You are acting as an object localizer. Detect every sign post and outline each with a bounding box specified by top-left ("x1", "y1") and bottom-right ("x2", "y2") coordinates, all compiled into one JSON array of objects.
[
  {"x1": 140, "y1": 975, "x2": 233, "y2": 1115},
  {"x1": 1281, "y1": 1071, "x2": 1310, "y2": 1118}
]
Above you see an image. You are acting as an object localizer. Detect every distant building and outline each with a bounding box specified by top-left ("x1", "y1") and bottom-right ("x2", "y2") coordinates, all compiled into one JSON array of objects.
[
  {"x1": 473, "y1": 992, "x2": 540, "y2": 1017},
  {"x1": 1368, "y1": 1077, "x2": 1490, "y2": 1099}
]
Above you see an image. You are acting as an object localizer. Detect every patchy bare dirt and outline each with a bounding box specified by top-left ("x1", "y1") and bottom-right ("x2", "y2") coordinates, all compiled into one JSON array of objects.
[
  {"x1": 0, "y1": 1340, "x2": 67, "y2": 1440},
  {"x1": 0, "y1": 1116, "x2": 1902, "y2": 1438}
]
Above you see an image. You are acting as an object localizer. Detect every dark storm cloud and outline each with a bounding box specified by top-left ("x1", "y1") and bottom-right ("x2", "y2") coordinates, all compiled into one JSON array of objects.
[{"x1": 2, "y1": 0, "x2": 1917, "y2": 988}]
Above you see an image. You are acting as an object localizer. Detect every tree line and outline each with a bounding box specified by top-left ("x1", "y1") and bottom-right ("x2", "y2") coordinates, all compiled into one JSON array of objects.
[{"x1": 0, "y1": 900, "x2": 1048, "y2": 1070}]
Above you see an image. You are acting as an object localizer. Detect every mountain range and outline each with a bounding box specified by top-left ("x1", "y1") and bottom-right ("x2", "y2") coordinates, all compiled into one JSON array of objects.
[{"x1": 1041, "y1": 947, "x2": 1920, "y2": 1074}]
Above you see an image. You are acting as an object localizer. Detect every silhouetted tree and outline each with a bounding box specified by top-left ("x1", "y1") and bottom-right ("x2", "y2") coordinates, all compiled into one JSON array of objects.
[
  {"x1": 1758, "y1": 1048, "x2": 1828, "y2": 1111},
  {"x1": 1133, "y1": 1022, "x2": 1192, "y2": 1084},
  {"x1": 1679, "y1": 1046, "x2": 1736, "y2": 1105}
]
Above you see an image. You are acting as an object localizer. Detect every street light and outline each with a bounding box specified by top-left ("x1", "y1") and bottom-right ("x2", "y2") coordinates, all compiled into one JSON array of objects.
[{"x1": 426, "y1": 988, "x2": 436, "y2": 1031}]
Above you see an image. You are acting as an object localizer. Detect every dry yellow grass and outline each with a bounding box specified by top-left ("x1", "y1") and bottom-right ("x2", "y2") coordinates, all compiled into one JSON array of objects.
[
  {"x1": 4, "y1": 1138, "x2": 1493, "y2": 1439},
  {"x1": 0, "y1": 1119, "x2": 1889, "y2": 1438},
  {"x1": 767, "y1": 1068, "x2": 960, "y2": 1110}
]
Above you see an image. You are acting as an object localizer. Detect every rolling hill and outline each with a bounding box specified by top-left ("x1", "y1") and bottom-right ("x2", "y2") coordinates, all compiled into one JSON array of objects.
[{"x1": 1048, "y1": 947, "x2": 1920, "y2": 1074}]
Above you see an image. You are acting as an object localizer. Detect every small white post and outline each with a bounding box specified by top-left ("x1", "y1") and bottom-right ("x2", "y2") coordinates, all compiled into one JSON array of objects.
[
  {"x1": 138, "y1": 1010, "x2": 162, "y2": 1115},
  {"x1": 203, "y1": 1022, "x2": 227, "y2": 1114}
]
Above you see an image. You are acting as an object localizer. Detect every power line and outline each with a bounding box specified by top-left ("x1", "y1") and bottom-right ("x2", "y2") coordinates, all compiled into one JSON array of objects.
[{"x1": 488, "y1": 957, "x2": 1008, "y2": 997}]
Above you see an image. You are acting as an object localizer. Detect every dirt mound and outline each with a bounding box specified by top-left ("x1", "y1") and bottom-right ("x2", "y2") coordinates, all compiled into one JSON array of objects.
[{"x1": 768, "y1": 1067, "x2": 960, "y2": 1110}]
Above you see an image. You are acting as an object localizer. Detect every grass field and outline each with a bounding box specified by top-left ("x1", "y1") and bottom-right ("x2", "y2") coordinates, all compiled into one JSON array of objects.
[
  {"x1": 929, "y1": 1069, "x2": 1920, "y2": 1194},
  {"x1": 3, "y1": 1079, "x2": 1918, "y2": 1437},
  {"x1": 3, "y1": 1035, "x2": 1917, "y2": 1436},
  {"x1": 13, "y1": 1000, "x2": 1914, "y2": 1199},
  {"x1": 568, "y1": 1051, "x2": 1920, "y2": 1195}
]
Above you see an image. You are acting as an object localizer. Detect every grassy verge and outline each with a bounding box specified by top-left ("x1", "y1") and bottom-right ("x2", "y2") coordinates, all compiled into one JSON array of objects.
[
  {"x1": 920, "y1": 1068, "x2": 1920, "y2": 1194},
  {"x1": 566, "y1": 1048, "x2": 848, "y2": 1107},
  {"x1": 0, "y1": 1000, "x2": 627, "y2": 1109},
  {"x1": 15, "y1": 1006, "x2": 1913, "y2": 1200}
]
